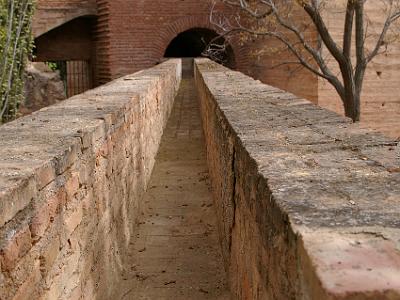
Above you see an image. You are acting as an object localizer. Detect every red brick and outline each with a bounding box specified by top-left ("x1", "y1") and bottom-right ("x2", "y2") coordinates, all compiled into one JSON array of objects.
[
  {"x1": 30, "y1": 203, "x2": 50, "y2": 240},
  {"x1": 30, "y1": 189, "x2": 66, "y2": 240},
  {"x1": 0, "y1": 225, "x2": 32, "y2": 272},
  {"x1": 36, "y1": 161, "x2": 56, "y2": 189},
  {"x1": 12, "y1": 260, "x2": 41, "y2": 300},
  {"x1": 64, "y1": 204, "x2": 83, "y2": 237},
  {"x1": 48, "y1": 189, "x2": 66, "y2": 221},
  {"x1": 39, "y1": 237, "x2": 61, "y2": 275},
  {"x1": 68, "y1": 286, "x2": 82, "y2": 300},
  {"x1": 65, "y1": 173, "x2": 80, "y2": 199},
  {"x1": 81, "y1": 190, "x2": 93, "y2": 212},
  {"x1": 33, "y1": 0, "x2": 400, "y2": 139},
  {"x1": 0, "y1": 59, "x2": 180, "y2": 300}
]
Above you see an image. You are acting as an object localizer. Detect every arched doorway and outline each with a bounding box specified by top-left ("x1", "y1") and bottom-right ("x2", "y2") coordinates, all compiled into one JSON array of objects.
[
  {"x1": 164, "y1": 28, "x2": 235, "y2": 68},
  {"x1": 33, "y1": 16, "x2": 96, "y2": 96}
]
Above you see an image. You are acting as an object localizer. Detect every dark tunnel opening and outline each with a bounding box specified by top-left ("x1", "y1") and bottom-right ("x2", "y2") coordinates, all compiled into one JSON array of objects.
[{"x1": 164, "y1": 28, "x2": 235, "y2": 68}]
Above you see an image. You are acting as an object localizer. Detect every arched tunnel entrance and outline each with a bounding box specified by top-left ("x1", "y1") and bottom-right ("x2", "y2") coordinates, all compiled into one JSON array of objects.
[
  {"x1": 33, "y1": 16, "x2": 95, "y2": 97},
  {"x1": 164, "y1": 28, "x2": 235, "y2": 68}
]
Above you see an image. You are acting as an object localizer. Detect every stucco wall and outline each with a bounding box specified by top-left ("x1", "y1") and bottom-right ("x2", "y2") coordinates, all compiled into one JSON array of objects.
[
  {"x1": 318, "y1": 1, "x2": 400, "y2": 138},
  {"x1": 0, "y1": 59, "x2": 181, "y2": 299},
  {"x1": 195, "y1": 58, "x2": 400, "y2": 300}
]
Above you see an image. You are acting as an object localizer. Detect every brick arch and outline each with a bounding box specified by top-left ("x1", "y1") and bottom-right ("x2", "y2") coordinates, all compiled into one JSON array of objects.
[
  {"x1": 33, "y1": 8, "x2": 97, "y2": 38},
  {"x1": 154, "y1": 16, "x2": 248, "y2": 70}
]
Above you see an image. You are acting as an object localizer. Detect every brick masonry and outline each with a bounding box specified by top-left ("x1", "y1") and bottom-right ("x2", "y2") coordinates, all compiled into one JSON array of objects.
[
  {"x1": 195, "y1": 58, "x2": 400, "y2": 300},
  {"x1": 32, "y1": 0, "x2": 400, "y2": 138},
  {"x1": 32, "y1": 0, "x2": 97, "y2": 38},
  {"x1": 0, "y1": 60, "x2": 181, "y2": 299},
  {"x1": 33, "y1": 0, "x2": 317, "y2": 101},
  {"x1": 34, "y1": 18, "x2": 95, "y2": 62},
  {"x1": 93, "y1": 0, "x2": 318, "y2": 103}
]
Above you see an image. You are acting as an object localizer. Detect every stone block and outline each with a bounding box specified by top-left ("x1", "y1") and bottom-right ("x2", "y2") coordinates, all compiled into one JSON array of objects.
[
  {"x1": 39, "y1": 236, "x2": 61, "y2": 276},
  {"x1": 0, "y1": 225, "x2": 32, "y2": 272},
  {"x1": 12, "y1": 259, "x2": 41, "y2": 300},
  {"x1": 195, "y1": 58, "x2": 400, "y2": 299},
  {"x1": 65, "y1": 172, "x2": 80, "y2": 199},
  {"x1": 0, "y1": 59, "x2": 181, "y2": 299},
  {"x1": 0, "y1": 177, "x2": 37, "y2": 228},
  {"x1": 64, "y1": 203, "x2": 83, "y2": 237},
  {"x1": 35, "y1": 161, "x2": 57, "y2": 190}
]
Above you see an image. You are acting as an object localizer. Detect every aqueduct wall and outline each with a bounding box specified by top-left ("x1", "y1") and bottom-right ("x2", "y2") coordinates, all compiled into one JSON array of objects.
[
  {"x1": 32, "y1": 0, "x2": 400, "y2": 138},
  {"x1": 195, "y1": 58, "x2": 400, "y2": 300},
  {"x1": 0, "y1": 60, "x2": 181, "y2": 299},
  {"x1": 1, "y1": 58, "x2": 400, "y2": 299},
  {"x1": 32, "y1": 0, "x2": 318, "y2": 101}
]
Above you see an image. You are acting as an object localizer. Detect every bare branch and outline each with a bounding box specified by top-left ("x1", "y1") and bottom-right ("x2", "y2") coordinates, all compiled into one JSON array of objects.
[
  {"x1": 367, "y1": 7, "x2": 400, "y2": 62},
  {"x1": 209, "y1": 0, "x2": 400, "y2": 122}
]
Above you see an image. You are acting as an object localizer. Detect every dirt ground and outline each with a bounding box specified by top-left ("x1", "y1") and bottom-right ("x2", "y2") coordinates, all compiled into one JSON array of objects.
[{"x1": 116, "y1": 61, "x2": 230, "y2": 300}]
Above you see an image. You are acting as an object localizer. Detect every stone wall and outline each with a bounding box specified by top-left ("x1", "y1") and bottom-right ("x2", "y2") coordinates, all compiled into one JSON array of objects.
[
  {"x1": 32, "y1": 0, "x2": 400, "y2": 138},
  {"x1": 195, "y1": 58, "x2": 400, "y2": 300},
  {"x1": 0, "y1": 59, "x2": 181, "y2": 299}
]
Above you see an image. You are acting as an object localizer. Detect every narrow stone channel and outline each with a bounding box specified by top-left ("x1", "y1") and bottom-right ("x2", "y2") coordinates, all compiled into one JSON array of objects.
[{"x1": 118, "y1": 59, "x2": 230, "y2": 300}]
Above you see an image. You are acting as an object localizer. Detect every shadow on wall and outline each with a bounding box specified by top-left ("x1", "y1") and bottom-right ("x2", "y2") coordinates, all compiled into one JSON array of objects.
[
  {"x1": 33, "y1": 16, "x2": 95, "y2": 96},
  {"x1": 164, "y1": 28, "x2": 236, "y2": 69}
]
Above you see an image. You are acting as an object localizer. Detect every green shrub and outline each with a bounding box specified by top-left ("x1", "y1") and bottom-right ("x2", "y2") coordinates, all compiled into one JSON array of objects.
[{"x1": 0, "y1": 0, "x2": 35, "y2": 123}]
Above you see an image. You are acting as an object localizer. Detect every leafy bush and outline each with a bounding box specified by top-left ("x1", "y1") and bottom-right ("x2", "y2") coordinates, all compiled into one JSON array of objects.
[
  {"x1": 0, "y1": 0, "x2": 35, "y2": 123},
  {"x1": 45, "y1": 61, "x2": 59, "y2": 72}
]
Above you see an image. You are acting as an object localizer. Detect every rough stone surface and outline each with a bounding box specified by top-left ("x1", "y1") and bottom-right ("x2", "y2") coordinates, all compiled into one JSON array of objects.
[
  {"x1": 2, "y1": 55, "x2": 399, "y2": 299},
  {"x1": 195, "y1": 58, "x2": 400, "y2": 300},
  {"x1": 20, "y1": 62, "x2": 66, "y2": 116},
  {"x1": 115, "y1": 59, "x2": 230, "y2": 300},
  {"x1": 0, "y1": 59, "x2": 181, "y2": 299},
  {"x1": 33, "y1": 1, "x2": 400, "y2": 138}
]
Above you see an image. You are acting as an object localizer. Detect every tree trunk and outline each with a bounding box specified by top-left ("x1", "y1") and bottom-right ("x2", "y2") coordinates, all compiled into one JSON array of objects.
[{"x1": 342, "y1": 90, "x2": 361, "y2": 122}]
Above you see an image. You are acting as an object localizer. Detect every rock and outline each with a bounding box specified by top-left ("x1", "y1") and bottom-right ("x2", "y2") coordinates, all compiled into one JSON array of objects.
[{"x1": 20, "y1": 62, "x2": 66, "y2": 116}]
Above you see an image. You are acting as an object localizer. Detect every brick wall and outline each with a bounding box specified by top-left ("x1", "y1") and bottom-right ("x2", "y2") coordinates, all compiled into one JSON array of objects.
[
  {"x1": 0, "y1": 60, "x2": 181, "y2": 299},
  {"x1": 91, "y1": 0, "x2": 318, "y2": 100},
  {"x1": 33, "y1": 0, "x2": 97, "y2": 38},
  {"x1": 32, "y1": 0, "x2": 318, "y2": 101},
  {"x1": 32, "y1": 0, "x2": 400, "y2": 138},
  {"x1": 195, "y1": 58, "x2": 400, "y2": 300},
  {"x1": 34, "y1": 18, "x2": 94, "y2": 62}
]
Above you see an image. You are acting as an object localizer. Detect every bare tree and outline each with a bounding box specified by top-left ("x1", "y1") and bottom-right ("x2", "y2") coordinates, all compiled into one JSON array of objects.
[{"x1": 208, "y1": 0, "x2": 400, "y2": 122}]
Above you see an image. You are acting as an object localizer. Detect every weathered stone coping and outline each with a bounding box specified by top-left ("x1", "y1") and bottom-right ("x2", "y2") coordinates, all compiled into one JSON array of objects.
[
  {"x1": 0, "y1": 59, "x2": 180, "y2": 228},
  {"x1": 195, "y1": 58, "x2": 400, "y2": 299},
  {"x1": 0, "y1": 59, "x2": 181, "y2": 299}
]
